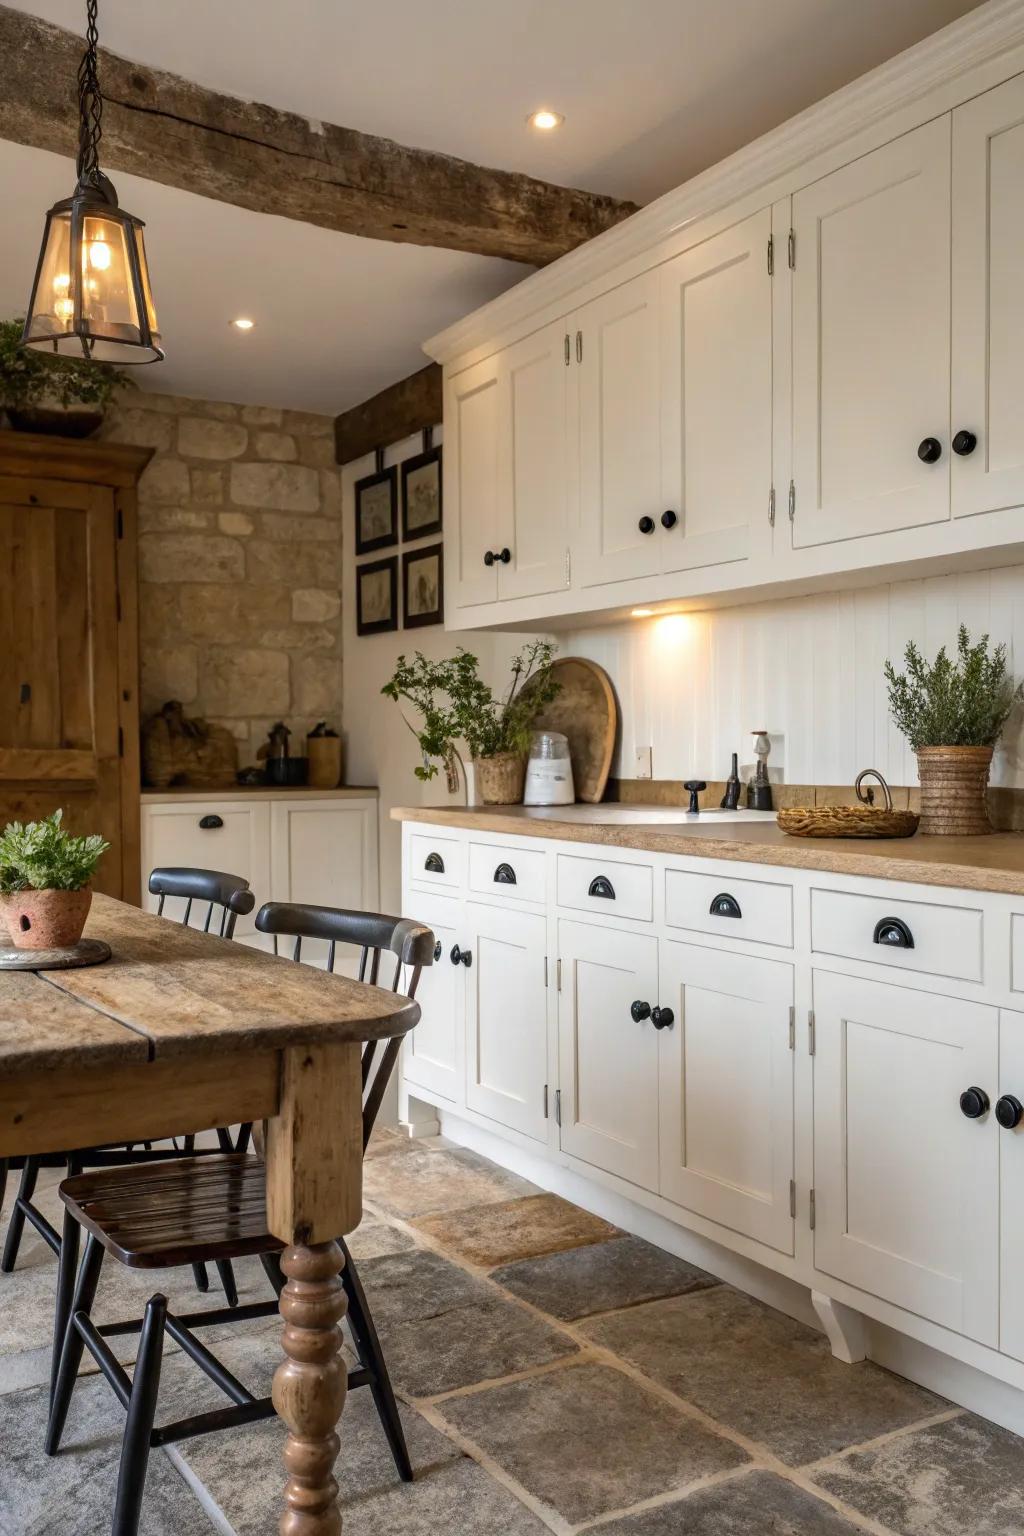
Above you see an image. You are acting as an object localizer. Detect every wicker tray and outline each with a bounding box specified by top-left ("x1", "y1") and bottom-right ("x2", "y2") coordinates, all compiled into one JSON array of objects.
[{"x1": 777, "y1": 806, "x2": 920, "y2": 840}]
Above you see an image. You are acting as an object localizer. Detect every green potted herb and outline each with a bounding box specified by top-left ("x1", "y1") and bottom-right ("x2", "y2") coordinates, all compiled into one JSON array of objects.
[
  {"x1": 884, "y1": 626, "x2": 1022, "y2": 834},
  {"x1": 0, "y1": 810, "x2": 109, "y2": 949},
  {"x1": 0, "y1": 318, "x2": 133, "y2": 438},
  {"x1": 383, "y1": 641, "x2": 560, "y2": 804}
]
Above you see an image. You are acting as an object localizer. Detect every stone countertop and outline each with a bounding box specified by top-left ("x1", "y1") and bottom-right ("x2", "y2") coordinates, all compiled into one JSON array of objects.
[
  {"x1": 391, "y1": 804, "x2": 1024, "y2": 898},
  {"x1": 142, "y1": 785, "x2": 378, "y2": 802}
]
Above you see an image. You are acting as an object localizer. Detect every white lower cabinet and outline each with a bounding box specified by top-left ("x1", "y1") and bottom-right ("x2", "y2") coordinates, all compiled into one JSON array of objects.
[
  {"x1": 401, "y1": 891, "x2": 463, "y2": 1104},
  {"x1": 465, "y1": 902, "x2": 548, "y2": 1142},
  {"x1": 557, "y1": 919, "x2": 660, "y2": 1187},
  {"x1": 999, "y1": 1008, "x2": 1024, "y2": 1363},
  {"x1": 812, "y1": 969, "x2": 998, "y2": 1346},
  {"x1": 659, "y1": 940, "x2": 795, "y2": 1254},
  {"x1": 140, "y1": 798, "x2": 270, "y2": 936}
]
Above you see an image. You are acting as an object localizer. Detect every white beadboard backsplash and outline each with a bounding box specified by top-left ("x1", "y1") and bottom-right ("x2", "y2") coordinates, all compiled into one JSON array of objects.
[{"x1": 564, "y1": 565, "x2": 1024, "y2": 791}]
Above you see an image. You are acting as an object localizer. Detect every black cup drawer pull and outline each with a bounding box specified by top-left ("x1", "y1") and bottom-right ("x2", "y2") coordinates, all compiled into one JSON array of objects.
[
  {"x1": 873, "y1": 916, "x2": 914, "y2": 950},
  {"x1": 494, "y1": 862, "x2": 517, "y2": 885},
  {"x1": 588, "y1": 875, "x2": 616, "y2": 900},
  {"x1": 424, "y1": 852, "x2": 445, "y2": 874},
  {"x1": 198, "y1": 815, "x2": 223, "y2": 830},
  {"x1": 709, "y1": 892, "x2": 741, "y2": 920}
]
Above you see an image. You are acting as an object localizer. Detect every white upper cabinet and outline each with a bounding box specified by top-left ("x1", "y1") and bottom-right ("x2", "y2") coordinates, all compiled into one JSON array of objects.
[
  {"x1": 659, "y1": 207, "x2": 774, "y2": 572},
  {"x1": 498, "y1": 321, "x2": 570, "y2": 601},
  {"x1": 447, "y1": 356, "x2": 501, "y2": 608},
  {"x1": 791, "y1": 118, "x2": 952, "y2": 549},
  {"x1": 574, "y1": 272, "x2": 664, "y2": 588},
  {"x1": 952, "y1": 72, "x2": 1024, "y2": 521}
]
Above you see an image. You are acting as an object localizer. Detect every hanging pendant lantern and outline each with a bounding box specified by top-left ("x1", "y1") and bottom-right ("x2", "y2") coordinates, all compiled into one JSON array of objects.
[{"x1": 23, "y1": 0, "x2": 163, "y2": 364}]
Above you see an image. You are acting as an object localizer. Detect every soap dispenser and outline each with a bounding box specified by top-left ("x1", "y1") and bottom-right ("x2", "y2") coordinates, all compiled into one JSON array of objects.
[
  {"x1": 748, "y1": 731, "x2": 774, "y2": 811},
  {"x1": 721, "y1": 753, "x2": 741, "y2": 810}
]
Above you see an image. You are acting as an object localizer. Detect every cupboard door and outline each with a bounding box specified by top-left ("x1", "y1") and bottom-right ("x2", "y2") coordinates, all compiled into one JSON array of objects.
[
  {"x1": 269, "y1": 800, "x2": 377, "y2": 973},
  {"x1": 141, "y1": 800, "x2": 269, "y2": 937},
  {"x1": 447, "y1": 357, "x2": 501, "y2": 607},
  {"x1": 401, "y1": 891, "x2": 463, "y2": 1104},
  {"x1": 574, "y1": 272, "x2": 663, "y2": 588},
  {"x1": 659, "y1": 941, "x2": 794, "y2": 1254},
  {"x1": 952, "y1": 74, "x2": 1024, "y2": 520},
  {"x1": 659, "y1": 208, "x2": 772, "y2": 572},
  {"x1": 465, "y1": 903, "x2": 549, "y2": 1141},
  {"x1": 497, "y1": 321, "x2": 570, "y2": 601},
  {"x1": 813, "y1": 970, "x2": 997, "y2": 1345},
  {"x1": 791, "y1": 119, "x2": 951, "y2": 548},
  {"x1": 557, "y1": 919, "x2": 659, "y2": 1187},
  {"x1": 999, "y1": 1009, "x2": 1024, "y2": 1362}
]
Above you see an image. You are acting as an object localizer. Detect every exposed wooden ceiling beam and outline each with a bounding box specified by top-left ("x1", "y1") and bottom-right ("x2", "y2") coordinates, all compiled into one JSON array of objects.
[
  {"x1": 335, "y1": 364, "x2": 442, "y2": 465},
  {"x1": 0, "y1": 5, "x2": 639, "y2": 266}
]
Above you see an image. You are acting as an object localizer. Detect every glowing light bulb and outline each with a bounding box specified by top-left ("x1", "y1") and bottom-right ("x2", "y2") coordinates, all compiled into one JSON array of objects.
[
  {"x1": 52, "y1": 272, "x2": 70, "y2": 292},
  {"x1": 528, "y1": 108, "x2": 564, "y2": 131},
  {"x1": 88, "y1": 239, "x2": 111, "y2": 271},
  {"x1": 230, "y1": 317, "x2": 255, "y2": 331},
  {"x1": 54, "y1": 297, "x2": 74, "y2": 321}
]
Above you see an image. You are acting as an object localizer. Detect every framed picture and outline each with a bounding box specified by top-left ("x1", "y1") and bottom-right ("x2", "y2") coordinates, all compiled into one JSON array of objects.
[
  {"x1": 356, "y1": 555, "x2": 398, "y2": 636},
  {"x1": 401, "y1": 445, "x2": 443, "y2": 540},
  {"x1": 402, "y1": 542, "x2": 444, "y2": 629},
  {"x1": 354, "y1": 465, "x2": 398, "y2": 555}
]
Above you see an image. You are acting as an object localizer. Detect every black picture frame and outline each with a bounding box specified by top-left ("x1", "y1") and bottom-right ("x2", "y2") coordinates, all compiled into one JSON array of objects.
[
  {"x1": 356, "y1": 555, "x2": 398, "y2": 636},
  {"x1": 402, "y1": 542, "x2": 444, "y2": 629},
  {"x1": 400, "y1": 445, "x2": 443, "y2": 541},
  {"x1": 354, "y1": 465, "x2": 398, "y2": 555}
]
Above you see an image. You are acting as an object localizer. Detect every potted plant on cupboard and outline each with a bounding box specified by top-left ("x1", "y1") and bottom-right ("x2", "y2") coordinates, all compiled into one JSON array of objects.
[
  {"x1": 0, "y1": 810, "x2": 109, "y2": 949},
  {"x1": 383, "y1": 640, "x2": 560, "y2": 804},
  {"x1": 884, "y1": 626, "x2": 1022, "y2": 835},
  {"x1": 0, "y1": 317, "x2": 133, "y2": 438}
]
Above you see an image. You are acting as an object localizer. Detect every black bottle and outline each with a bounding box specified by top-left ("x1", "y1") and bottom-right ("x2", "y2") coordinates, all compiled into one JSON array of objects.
[{"x1": 720, "y1": 753, "x2": 741, "y2": 810}]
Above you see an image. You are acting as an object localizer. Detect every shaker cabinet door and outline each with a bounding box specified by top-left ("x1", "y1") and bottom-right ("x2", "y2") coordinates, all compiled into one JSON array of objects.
[
  {"x1": 447, "y1": 357, "x2": 501, "y2": 608},
  {"x1": 465, "y1": 902, "x2": 549, "y2": 1142},
  {"x1": 400, "y1": 891, "x2": 464, "y2": 1105},
  {"x1": 791, "y1": 118, "x2": 952, "y2": 548},
  {"x1": 497, "y1": 321, "x2": 570, "y2": 602}
]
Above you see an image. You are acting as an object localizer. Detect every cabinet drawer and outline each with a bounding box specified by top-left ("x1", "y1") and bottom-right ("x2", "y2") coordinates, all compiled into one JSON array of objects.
[
  {"x1": 811, "y1": 887, "x2": 983, "y2": 983},
  {"x1": 665, "y1": 868, "x2": 792, "y2": 948},
  {"x1": 468, "y1": 841, "x2": 546, "y2": 903},
  {"x1": 556, "y1": 854, "x2": 653, "y2": 922},
  {"x1": 408, "y1": 833, "x2": 464, "y2": 889}
]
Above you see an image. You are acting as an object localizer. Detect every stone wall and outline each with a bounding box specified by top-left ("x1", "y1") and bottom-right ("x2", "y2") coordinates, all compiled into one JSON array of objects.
[{"x1": 101, "y1": 392, "x2": 342, "y2": 768}]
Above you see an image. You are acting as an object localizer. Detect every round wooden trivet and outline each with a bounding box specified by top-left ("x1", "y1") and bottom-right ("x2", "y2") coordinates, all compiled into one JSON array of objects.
[{"x1": 0, "y1": 938, "x2": 112, "y2": 971}]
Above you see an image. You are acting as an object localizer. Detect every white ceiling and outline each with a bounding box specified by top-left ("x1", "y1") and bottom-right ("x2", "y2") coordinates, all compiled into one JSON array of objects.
[{"x1": 0, "y1": 0, "x2": 982, "y2": 413}]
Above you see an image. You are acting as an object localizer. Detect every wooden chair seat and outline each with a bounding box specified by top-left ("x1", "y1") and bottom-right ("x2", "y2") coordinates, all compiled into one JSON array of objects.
[{"x1": 60, "y1": 1155, "x2": 282, "y2": 1269}]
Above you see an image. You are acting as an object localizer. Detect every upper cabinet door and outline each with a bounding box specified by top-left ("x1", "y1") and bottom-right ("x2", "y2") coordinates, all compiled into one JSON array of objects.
[
  {"x1": 574, "y1": 272, "x2": 663, "y2": 588},
  {"x1": 497, "y1": 321, "x2": 570, "y2": 601},
  {"x1": 447, "y1": 356, "x2": 501, "y2": 608},
  {"x1": 659, "y1": 208, "x2": 773, "y2": 573},
  {"x1": 952, "y1": 74, "x2": 1024, "y2": 521},
  {"x1": 791, "y1": 119, "x2": 952, "y2": 549}
]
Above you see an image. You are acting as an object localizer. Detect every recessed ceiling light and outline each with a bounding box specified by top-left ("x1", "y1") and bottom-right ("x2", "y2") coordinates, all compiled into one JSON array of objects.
[
  {"x1": 230, "y1": 317, "x2": 255, "y2": 331},
  {"x1": 528, "y1": 108, "x2": 564, "y2": 131},
  {"x1": 631, "y1": 608, "x2": 655, "y2": 618}
]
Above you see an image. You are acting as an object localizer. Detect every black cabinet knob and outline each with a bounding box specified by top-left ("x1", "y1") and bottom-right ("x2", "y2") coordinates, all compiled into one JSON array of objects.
[
  {"x1": 483, "y1": 550, "x2": 495, "y2": 567},
  {"x1": 873, "y1": 916, "x2": 914, "y2": 950},
  {"x1": 651, "y1": 1006, "x2": 674, "y2": 1030},
  {"x1": 433, "y1": 941, "x2": 443, "y2": 962},
  {"x1": 638, "y1": 516, "x2": 655, "y2": 534},
  {"x1": 661, "y1": 510, "x2": 678, "y2": 529},
  {"x1": 996, "y1": 1095, "x2": 1023, "y2": 1130},
  {"x1": 484, "y1": 548, "x2": 512, "y2": 565},
  {"x1": 683, "y1": 779, "x2": 707, "y2": 814},
  {"x1": 709, "y1": 893, "x2": 742, "y2": 920},
  {"x1": 631, "y1": 1000, "x2": 652, "y2": 1023},
  {"x1": 450, "y1": 944, "x2": 472, "y2": 968},
  {"x1": 498, "y1": 547, "x2": 512, "y2": 564},
  {"x1": 917, "y1": 437, "x2": 942, "y2": 464},
  {"x1": 198, "y1": 814, "x2": 223, "y2": 830},
  {"x1": 959, "y1": 1086, "x2": 990, "y2": 1120},
  {"x1": 952, "y1": 430, "x2": 977, "y2": 457}
]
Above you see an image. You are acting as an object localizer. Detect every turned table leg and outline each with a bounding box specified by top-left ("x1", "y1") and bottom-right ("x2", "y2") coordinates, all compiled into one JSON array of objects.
[{"x1": 273, "y1": 1241, "x2": 348, "y2": 1535}]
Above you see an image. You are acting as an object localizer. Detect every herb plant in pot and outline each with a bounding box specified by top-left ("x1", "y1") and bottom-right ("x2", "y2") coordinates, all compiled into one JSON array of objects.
[
  {"x1": 0, "y1": 810, "x2": 109, "y2": 949},
  {"x1": 884, "y1": 627, "x2": 1022, "y2": 835},
  {"x1": 0, "y1": 318, "x2": 132, "y2": 438},
  {"x1": 383, "y1": 641, "x2": 560, "y2": 805}
]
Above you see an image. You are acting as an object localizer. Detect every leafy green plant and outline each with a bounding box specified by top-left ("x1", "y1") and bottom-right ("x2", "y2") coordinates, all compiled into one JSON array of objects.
[
  {"x1": 382, "y1": 641, "x2": 560, "y2": 788},
  {"x1": 0, "y1": 318, "x2": 134, "y2": 412},
  {"x1": 884, "y1": 626, "x2": 1023, "y2": 750},
  {"x1": 0, "y1": 810, "x2": 109, "y2": 893}
]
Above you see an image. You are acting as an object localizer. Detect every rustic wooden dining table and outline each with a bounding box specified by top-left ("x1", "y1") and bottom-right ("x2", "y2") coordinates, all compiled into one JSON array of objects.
[{"x1": 0, "y1": 893, "x2": 420, "y2": 1534}]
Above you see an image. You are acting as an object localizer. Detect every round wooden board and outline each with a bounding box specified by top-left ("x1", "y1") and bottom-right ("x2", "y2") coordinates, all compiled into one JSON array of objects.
[
  {"x1": 529, "y1": 657, "x2": 618, "y2": 804},
  {"x1": 0, "y1": 937, "x2": 112, "y2": 971}
]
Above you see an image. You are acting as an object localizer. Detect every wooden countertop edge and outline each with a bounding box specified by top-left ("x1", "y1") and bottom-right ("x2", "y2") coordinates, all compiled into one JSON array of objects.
[{"x1": 391, "y1": 806, "x2": 1024, "y2": 897}]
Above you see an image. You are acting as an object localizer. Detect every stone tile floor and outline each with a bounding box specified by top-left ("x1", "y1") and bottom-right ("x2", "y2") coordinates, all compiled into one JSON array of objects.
[{"x1": 2, "y1": 1132, "x2": 1024, "y2": 1534}]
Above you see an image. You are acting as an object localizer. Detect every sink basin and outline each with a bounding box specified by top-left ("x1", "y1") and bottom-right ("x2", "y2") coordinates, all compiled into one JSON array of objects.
[{"x1": 524, "y1": 804, "x2": 776, "y2": 825}]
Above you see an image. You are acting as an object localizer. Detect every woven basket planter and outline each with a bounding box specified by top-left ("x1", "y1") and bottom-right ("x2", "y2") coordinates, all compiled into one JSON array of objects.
[
  {"x1": 916, "y1": 745, "x2": 993, "y2": 836},
  {"x1": 473, "y1": 752, "x2": 526, "y2": 806}
]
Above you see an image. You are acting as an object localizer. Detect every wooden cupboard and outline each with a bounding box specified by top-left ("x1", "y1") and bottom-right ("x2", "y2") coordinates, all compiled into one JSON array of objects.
[{"x1": 0, "y1": 431, "x2": 150, "y2": 901}]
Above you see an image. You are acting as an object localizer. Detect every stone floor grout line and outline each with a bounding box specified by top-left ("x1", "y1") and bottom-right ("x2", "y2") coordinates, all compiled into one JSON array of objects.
[
  {"x1": 772, "y1": 1461, "x2": 909, "y2": 1536},
  {"x1": 800, "y1": 1404, "x2": 968, "y2": 1473},
  {"x1": 415, "y1": 1349, "x2": 590, "y2": 1407},
  {"x1": 569, "y1": 1462, "x2": 761, "y2": 1532}
]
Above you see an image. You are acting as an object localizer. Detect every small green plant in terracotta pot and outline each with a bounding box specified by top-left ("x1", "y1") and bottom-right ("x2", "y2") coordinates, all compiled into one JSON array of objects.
[
  {"x1": 0, "y1": 810, "x2": 109, "y2": 949},
  {"x1": 884, "y1": 626, "x2": 1023, "y2": 835},
  {"x1": 0, "y1": 317, "x2": 133, "y2": 438}
]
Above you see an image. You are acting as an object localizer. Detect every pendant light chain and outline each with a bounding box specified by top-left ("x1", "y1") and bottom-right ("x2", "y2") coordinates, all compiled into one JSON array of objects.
[{"x1": 75, "y1": 0, "x2": 103, "y2": 186}]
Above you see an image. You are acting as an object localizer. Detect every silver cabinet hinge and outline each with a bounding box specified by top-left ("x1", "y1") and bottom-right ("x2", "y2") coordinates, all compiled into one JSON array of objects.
[
  {"x1": 767, "y1": 235, "x2": 774, "y2": 276},
  {"x1": 544, "y1": 1083, "x2": 549, "y2": 1118},
  {"x1": 564, "y1": 547, "x2": 571, "y2": 587},
  {"x1": 554, "y1": 1088, "x2": 562, "y2": 1127},
  {"x1": 789, "y1": 1179, "x2": 796, "y2": 1218},
  {"x1": 575, "y1": 329, "x2": 583, "y2": 364},
  {"x1": 808, "y1": 1009, "x2": 816, "y2": 1055},
  {"x1": 557, "y1": 958, "x2": 562, "y2": 992},
  {"x1": 544, "y1": 955, "x2": 549, "y2": 988},
  {"x1": 788, "y1": 1005, "x2": 795, "y2": 1051},
  {"x1": 788, "y1": 480, "x2": 796, "y2": 523},
  {"x1": 769, "y1": 485, "x2": 776, "y2": 528},
  {"x1": 809, "y1": 1188, "x2": 816, "y2": 1230},
  {"x1": 787, "y1": 228, "x2": 796, "y2": 269},
  {"x1": 564, "y1": 333, "x2": 570, "y2": 367}
]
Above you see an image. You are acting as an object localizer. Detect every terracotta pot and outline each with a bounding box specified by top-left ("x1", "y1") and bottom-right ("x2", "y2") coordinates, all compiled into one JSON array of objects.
[
  {"x1": 472, "y1": 752, "x2": 527, "y2": 806},
  {"x1": 0, "y1": 887, "x2": 93, "y2": 949},
  {"x1": 916, "y1": 745, "x2": 993, "y2": 836}
]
